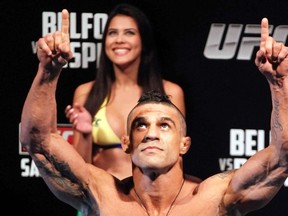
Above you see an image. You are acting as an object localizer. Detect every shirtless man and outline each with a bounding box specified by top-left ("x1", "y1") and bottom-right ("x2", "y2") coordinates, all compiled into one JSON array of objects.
[{"x1": 20, "y1": 9, "x2": 288, "y2": 216}]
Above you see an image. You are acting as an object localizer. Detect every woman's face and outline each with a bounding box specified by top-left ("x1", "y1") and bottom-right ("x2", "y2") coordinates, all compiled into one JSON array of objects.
[{"x1": 105, "y1": 15, "x2": 142, "y2": 69}]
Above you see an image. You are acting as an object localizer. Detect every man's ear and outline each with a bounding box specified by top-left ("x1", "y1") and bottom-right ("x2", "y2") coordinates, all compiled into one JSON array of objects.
[
  {"x1": 121, "y1": 135, "x2": 131, "y2": 153},
  {"x1": 180, "y1": 136, "x2": 191, "y2": 155}
]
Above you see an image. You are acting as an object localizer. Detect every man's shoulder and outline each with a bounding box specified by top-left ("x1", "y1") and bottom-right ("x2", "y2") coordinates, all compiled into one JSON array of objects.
[{"x1": 204, "y1": 170, "x2": 236, "y2": 185}]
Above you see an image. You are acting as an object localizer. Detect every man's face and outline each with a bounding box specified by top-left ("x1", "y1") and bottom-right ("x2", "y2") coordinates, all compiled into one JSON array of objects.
[{"x1": 128, "y1": 103, "x2": 185, "y2": 172}]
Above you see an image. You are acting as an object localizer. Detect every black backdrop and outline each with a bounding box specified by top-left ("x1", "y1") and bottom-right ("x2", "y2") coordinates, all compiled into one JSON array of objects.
[{"x1": 2, "y1": 0, "x2": 288, "y2": 215}]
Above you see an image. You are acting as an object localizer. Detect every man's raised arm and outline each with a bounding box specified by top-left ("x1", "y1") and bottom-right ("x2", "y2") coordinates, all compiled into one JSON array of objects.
[
  {"x1": 19, "y1": 9, "x2": 88, "y2": 208},
  {"x1": 224, "y1": 17, "x2": 288, "y2": 215}
]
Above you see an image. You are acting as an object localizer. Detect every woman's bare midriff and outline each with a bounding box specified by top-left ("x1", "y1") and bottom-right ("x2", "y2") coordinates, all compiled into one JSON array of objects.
[{"x1": 92, "y1": 146, "x2": 132, "y2": 179}]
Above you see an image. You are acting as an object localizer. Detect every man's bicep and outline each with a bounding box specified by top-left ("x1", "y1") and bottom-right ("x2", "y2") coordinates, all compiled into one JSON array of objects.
[{"x1": 225, "y1": 147, "x2": 284, "y2": 213}]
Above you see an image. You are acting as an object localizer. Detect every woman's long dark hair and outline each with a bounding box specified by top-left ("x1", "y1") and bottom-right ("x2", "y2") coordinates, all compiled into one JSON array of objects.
[{"x1": 84, "y1": 3, "x2": 165, "y2": 116}]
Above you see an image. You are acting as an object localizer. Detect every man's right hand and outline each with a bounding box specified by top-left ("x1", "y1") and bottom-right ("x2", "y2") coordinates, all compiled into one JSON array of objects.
[{"x1": 36, "y1": 9, "x2": 73, "y2": 70}]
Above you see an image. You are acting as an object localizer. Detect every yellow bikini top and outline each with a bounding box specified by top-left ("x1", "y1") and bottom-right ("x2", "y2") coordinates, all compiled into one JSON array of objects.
[{"x1": 92, "y1": 97, "x2": 121, "y2": 145}]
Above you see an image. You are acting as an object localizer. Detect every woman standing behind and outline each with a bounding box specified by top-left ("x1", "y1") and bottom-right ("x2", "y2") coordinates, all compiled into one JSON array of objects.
[{"x1": 66, "y1": 3, "x2": 185, "y2": 181}]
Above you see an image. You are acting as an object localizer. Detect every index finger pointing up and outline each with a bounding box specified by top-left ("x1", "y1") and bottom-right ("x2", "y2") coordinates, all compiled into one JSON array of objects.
[
  {"x1": 61, "y1": 9, "x2": 70, "y2": 42},
  {"x1": 260, "y1": 17, "x2": 269, "y2": 50}
]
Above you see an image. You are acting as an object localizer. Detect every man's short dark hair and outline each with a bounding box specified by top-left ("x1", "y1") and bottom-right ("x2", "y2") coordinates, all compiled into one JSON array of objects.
[
  {"x1": 127, "y1": 90, "x2": 186, "y2": 135},
  {"x1": 137, "y1": 90, "x2": 172, "y2": 103}
]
